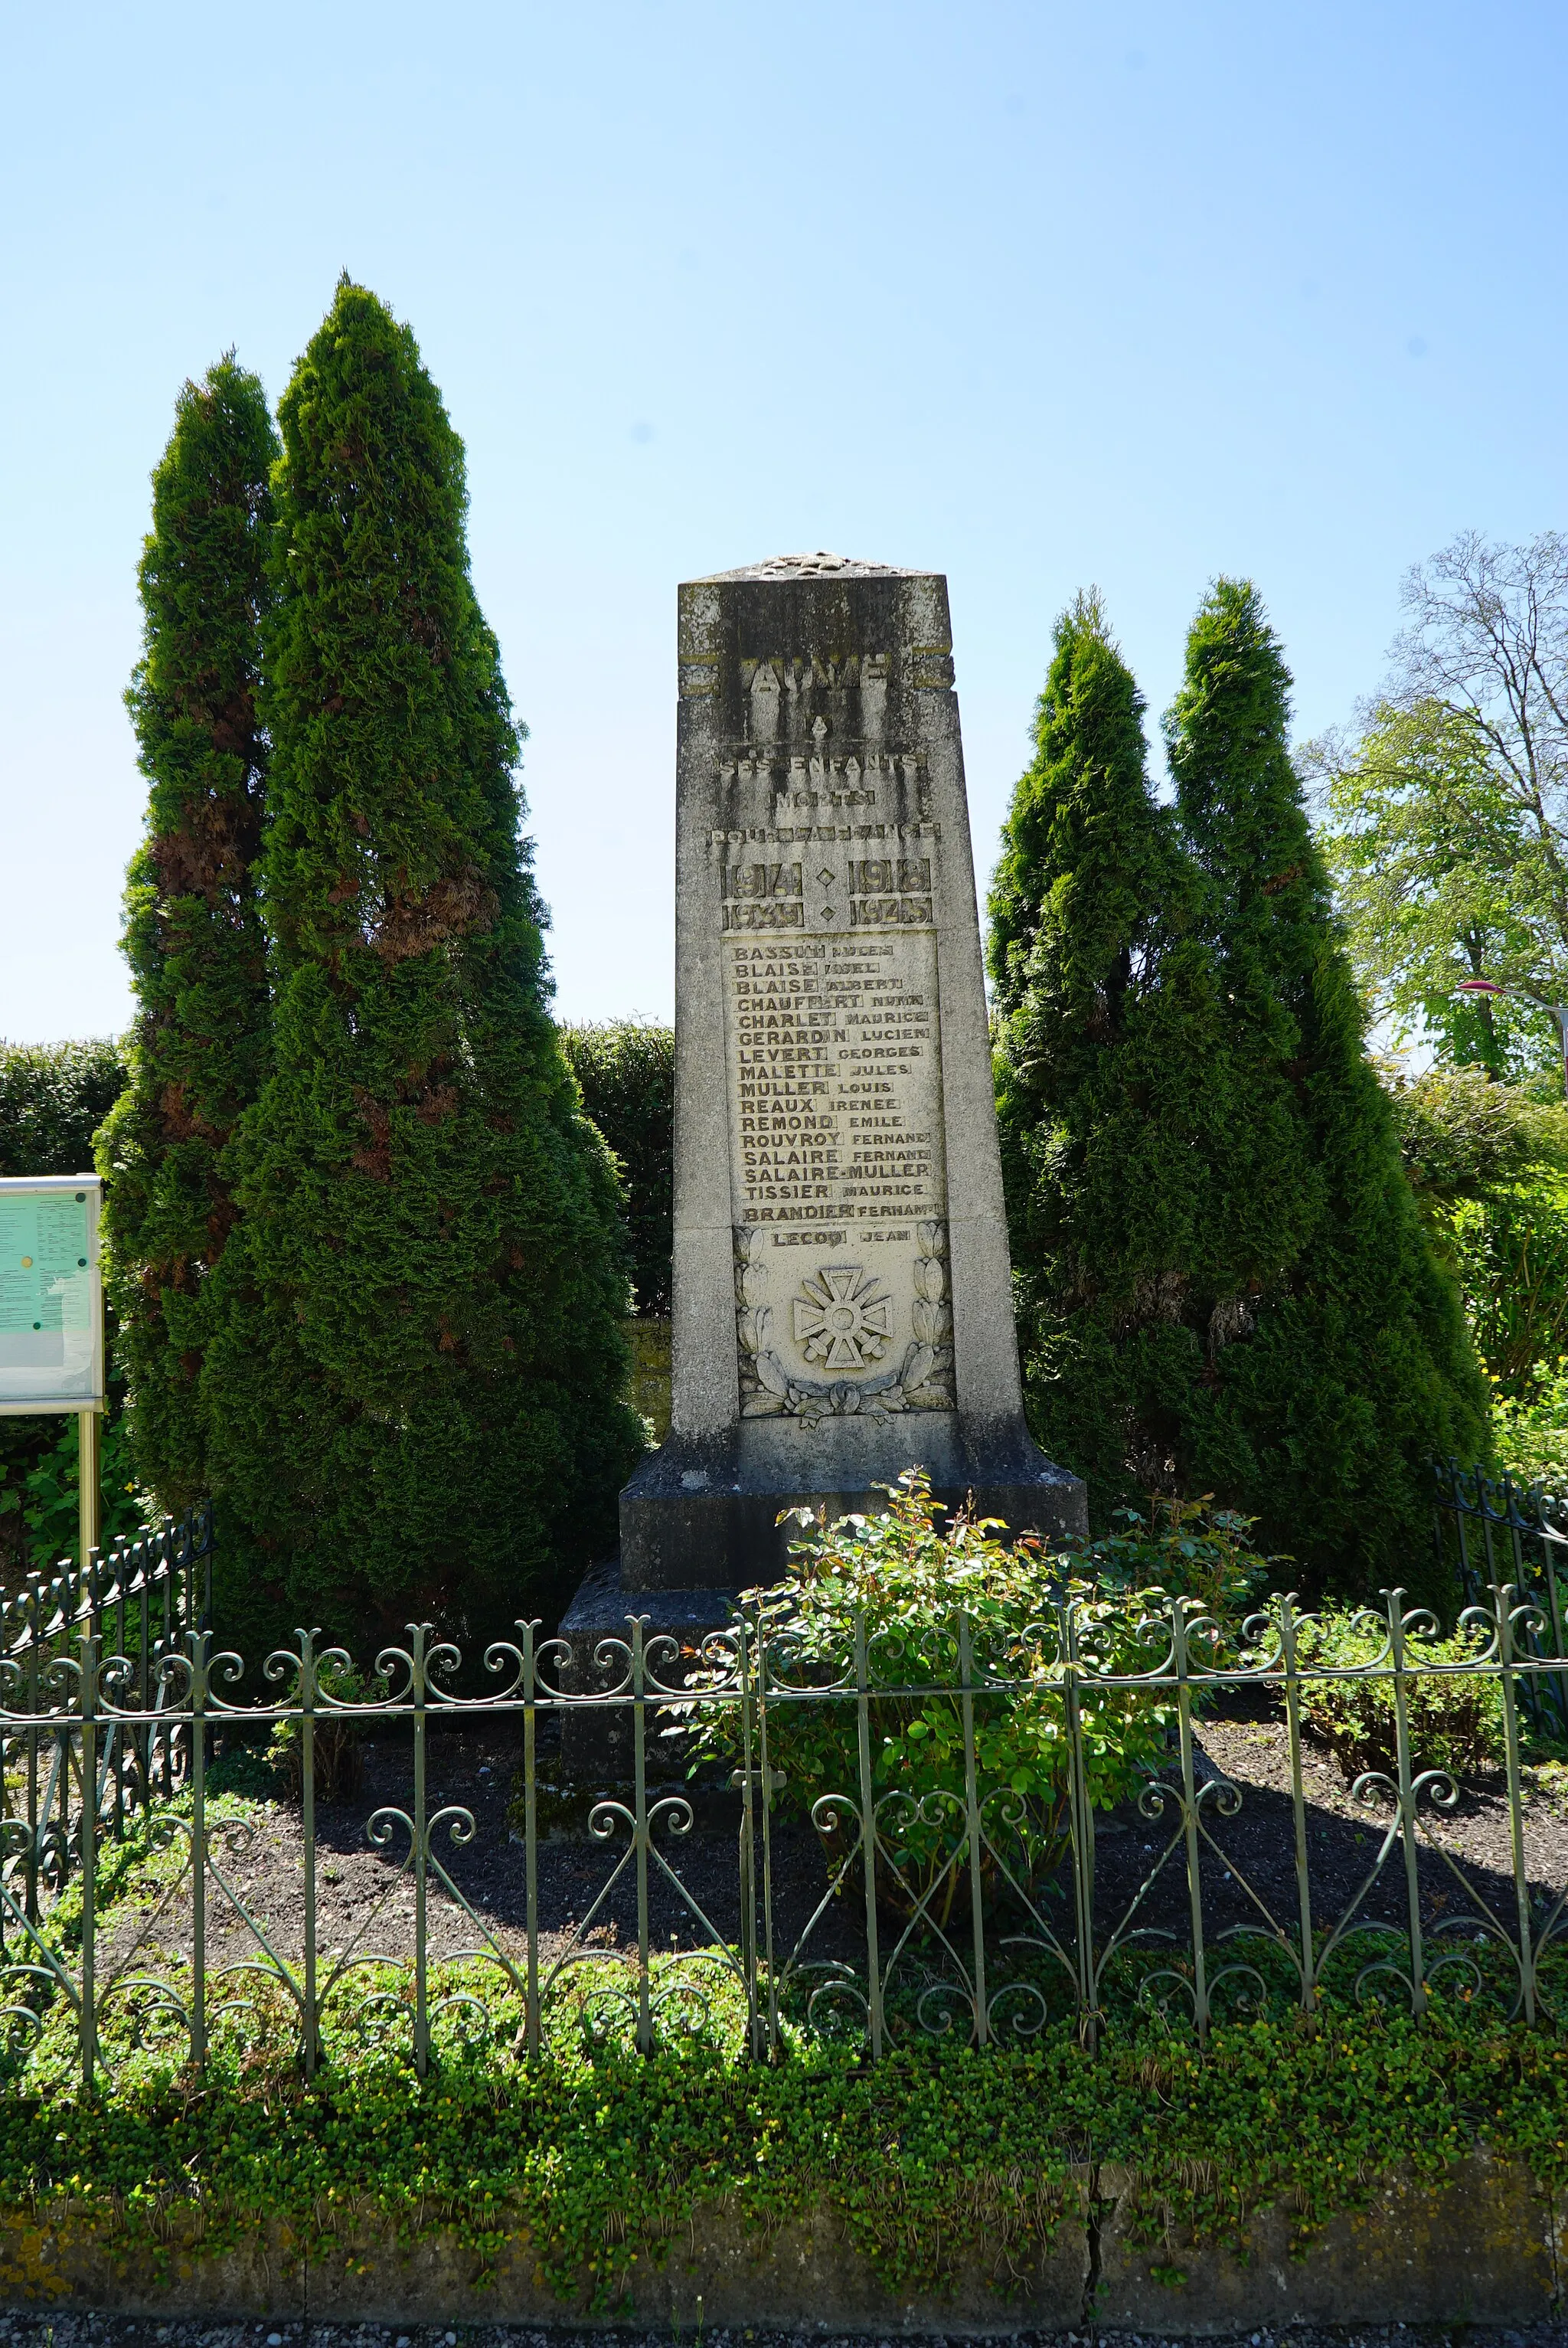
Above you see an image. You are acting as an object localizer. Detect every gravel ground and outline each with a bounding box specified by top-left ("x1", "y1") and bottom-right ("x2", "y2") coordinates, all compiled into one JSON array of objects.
[{"x1": 2, "y1": 2318, "x2": 1566, "y2": 2347}]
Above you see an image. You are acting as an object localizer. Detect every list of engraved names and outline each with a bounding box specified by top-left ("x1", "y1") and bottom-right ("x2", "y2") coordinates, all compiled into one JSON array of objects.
[
  {"x1": 710, "y1": 731, "x2": 953, "y2": 1397},
  {"x1": 727, "y1": 933, "x2": 945, "y2": 1239}
]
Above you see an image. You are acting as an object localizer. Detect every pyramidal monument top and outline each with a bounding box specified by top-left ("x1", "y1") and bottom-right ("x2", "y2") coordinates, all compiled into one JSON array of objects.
[{"x1": 696, "y1": 550, "x2": 920, "y2": 582}]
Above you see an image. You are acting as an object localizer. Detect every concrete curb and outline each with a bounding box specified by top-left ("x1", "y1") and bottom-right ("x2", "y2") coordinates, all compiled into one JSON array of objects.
[{"x1": 0, "y1": 2155, "x2": 1559, "y2": 2334}]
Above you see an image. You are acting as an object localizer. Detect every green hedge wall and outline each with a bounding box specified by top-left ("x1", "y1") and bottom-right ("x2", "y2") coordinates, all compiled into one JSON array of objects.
[
  {"x1": 0, "y1": 1037, "x2": 132, "y2": 1579},
  {"x1": 0, "y1": 1037, "x2": 127, "y2": 1180},
  {"x1": 558, "y1": 1021, "x2": 674, "y2": 1318},
  {"x1": 0, "y1": 1014, "x2": 679, "y2": 1579}
]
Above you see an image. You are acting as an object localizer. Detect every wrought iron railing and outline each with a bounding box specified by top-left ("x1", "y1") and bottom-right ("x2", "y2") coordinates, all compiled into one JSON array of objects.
[
  {"x1": 1434, "y1": 1457, "x2": 1568, "y2": 1735},
  {"x1": 5, "y1": 1573, "x2": 1568, "y2": 2097},
  {"x1": 1, "y1": 1506, "x2": 212, "y2": 1922}
]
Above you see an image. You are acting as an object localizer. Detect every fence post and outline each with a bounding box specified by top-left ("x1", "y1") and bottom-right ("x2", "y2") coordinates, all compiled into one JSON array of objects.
[
  {"x1": 299, "y1": 1630, "x2": 320, "y2": 2077},
  {"x1": 135, "y1": 1549, "x2": 151, "y2": 1824},
  {"x1": 1443, "y1": 1459, "x2": 1476, "y2": 1610},
  {"x1": 78, "y1": 1629, "x2": 100, "y2": 2095},
  {"x1": 1172, "y1": 1597, "x2": 1210, "y2": 2045},
  {"x1": 53, "y1": 1589, "x2": 72, "y2": 1888},
  {"x1": 521, "y1": 1620, "x2": 541, "y2": 2060},
  {"x1": 111, "y1": 1543, "x2": 127, "y2": 1844},
  {"x1": 1279, "y1": 1592, "x2": 1317, "y2": 2013},
  {"x1": 854, "y1": 1611, "x2": 884, "y2": 2060},
  {"x1": 630, "y1": 1615, "x2": 652, "y2": 2056},
  {"x1": 958, "y1": 1612, "x2": 988, "y2": 2049},
  {"x1": 733, "y1": 1611, "x2": 761, "y2": 2059},
  {"x1": 1494, "y1": 1581, "x2": 1537, "y2": 2023},
  {"x1": 23, "y1": 1575, "x2": 41, "y2": 1925},
  {"x1": 188, "y1": 1626, "x2": 209, "y2": 2068},
  {"x1": 411, "y1": 1623, "x2": 430, "y2": 2079},
  {"x1": 1385, "y1": 1592, "x2": 1426, "y2": 2018},
  {"x1": 756, "y1": 1606, "x2": 780, "y2": 2057},
  {"x1": 1060, "y1": 1594, "x2": 1096, "y2": 2044}
]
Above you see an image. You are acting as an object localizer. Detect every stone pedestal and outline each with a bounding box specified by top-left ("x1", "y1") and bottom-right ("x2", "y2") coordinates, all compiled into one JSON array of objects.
[{"x1": 559, "y1": 552, "x2": 1085, "y2": 1774}]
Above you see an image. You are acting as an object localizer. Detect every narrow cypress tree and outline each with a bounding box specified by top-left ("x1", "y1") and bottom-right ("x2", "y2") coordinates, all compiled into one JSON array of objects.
[
  {"x1": 989, "y1": 592, "x2": 1223, "y2": 1512},
  {"x1": 203, "y1": 280, "x2": 641, "y2": 1641},
  {"x1": 97, "y1": 358, "x2": 277, "y2": 1510},
  {"x1": 1166, "y1": 579, "x2": 1488, "y2": 1595}
]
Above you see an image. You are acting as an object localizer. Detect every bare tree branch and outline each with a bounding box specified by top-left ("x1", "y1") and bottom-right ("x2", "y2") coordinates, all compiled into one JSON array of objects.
[{"x1": 1390, "y1": 532, "x2": 1568, "y2": 951}]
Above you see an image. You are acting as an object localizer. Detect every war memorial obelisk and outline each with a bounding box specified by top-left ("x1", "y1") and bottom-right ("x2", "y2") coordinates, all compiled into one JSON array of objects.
[{"x1": 560, "y1": 553, "x2": 1086, "y2": 1741}]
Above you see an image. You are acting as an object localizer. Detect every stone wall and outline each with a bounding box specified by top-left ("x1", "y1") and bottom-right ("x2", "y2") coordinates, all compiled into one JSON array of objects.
[{"x1": 5, "y1": 2155, "x2": 1564, "y2": 2333}]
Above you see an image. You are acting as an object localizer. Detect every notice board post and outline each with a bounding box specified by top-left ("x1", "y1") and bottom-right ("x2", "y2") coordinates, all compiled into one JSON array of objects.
[{"x1": 0, "y1": 1174, "x2": 106, "y2": 1567}]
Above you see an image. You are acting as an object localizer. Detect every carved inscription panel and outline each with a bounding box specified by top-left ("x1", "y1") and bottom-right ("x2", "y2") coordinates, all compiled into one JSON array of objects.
[{"x1": 715, "y1": 738, "x2": 954, "y2": 1421}]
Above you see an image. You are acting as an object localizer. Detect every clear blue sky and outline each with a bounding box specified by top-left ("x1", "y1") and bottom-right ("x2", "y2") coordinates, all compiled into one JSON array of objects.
[{"x1": 2, "y1": 0, "x2": 1563, "y2": 1041}]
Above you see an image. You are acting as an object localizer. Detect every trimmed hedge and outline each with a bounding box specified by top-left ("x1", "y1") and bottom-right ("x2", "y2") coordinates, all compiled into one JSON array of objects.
[
  {"x1": 558, "y1": 1021, "x2": 674, "y2": 1317},
  {"x1": 0, "y1": 1037, "x2": 133, "y2": 1580},
  {"x1": 0, "y1": 1038, "x2": 126, "y2": 1181}
]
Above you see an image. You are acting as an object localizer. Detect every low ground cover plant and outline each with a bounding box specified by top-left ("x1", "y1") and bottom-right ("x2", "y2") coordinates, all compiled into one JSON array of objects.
[
  {"x1": 9, "y1": 1712, "x2": 1568, "y2": 2310},
  {"x1": 5, "y1": 1980, "x2": 1568, "y2": 2308}
]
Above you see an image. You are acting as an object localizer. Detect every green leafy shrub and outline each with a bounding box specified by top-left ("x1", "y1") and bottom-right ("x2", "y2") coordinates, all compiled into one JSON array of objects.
[
  {"x1": 686, "y1": 1472, "x2": 1176, "y2": 1921},
  {"x1": 1382, "y1": 1063, "x2": 1568, "y2": 1228},
  {"x1": 1072, "y1": 1493, "x2": 1279, "y2": 1653},
  {"x1": 266, "y1": 1658, "x2": 389, "y2": 1802},
  {"x1": 1298, "y1": 1606, "x2": 1503, "y2": 1784},
  {"x1": 14, "y1": 1410, "x2": 153, "y2": 1569},
  {"x1": 1452, "y1": 1185, "x2": 1568, "y2": 1410},
  {"x1": 1491, "y1": 1365, "x2": 1568, "y2": 1495}
]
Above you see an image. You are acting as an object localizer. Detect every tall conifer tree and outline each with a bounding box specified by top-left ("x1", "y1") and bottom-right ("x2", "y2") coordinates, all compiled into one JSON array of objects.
[
  {"x1": 98, "y1": 358, "x2": 277, "y2": 1509},
  {"x1": 1166, "y1": 579, "x2": 1487, "y2": 1593},
  {"x1": 989, "y1": 593, "x2": 1222, "y2": 1509},
  {"x1": 203, "y1": 281, "x2": 640, "y2": 1638}
]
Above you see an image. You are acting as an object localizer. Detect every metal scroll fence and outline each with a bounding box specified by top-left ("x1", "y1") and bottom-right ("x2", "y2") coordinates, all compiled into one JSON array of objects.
[
  {"x1": 8, "y1": 1550, "x2": 1568, "y2": 2097},
  {"x1": 1435, "y1": 1457, "x2": 1568, "y2": 1737},
  {"x1": 0, "y1": 1506, "x2": 212, "y2": 1926}
]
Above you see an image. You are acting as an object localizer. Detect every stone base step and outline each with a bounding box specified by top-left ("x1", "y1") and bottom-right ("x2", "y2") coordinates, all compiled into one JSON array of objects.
[{"x1": 555, "y1": 1557, "x2": 740, "y2": 1775}]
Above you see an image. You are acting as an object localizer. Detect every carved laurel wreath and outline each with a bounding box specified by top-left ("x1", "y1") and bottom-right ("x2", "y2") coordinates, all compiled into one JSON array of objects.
[{"x1": 734, "y1": 1221, "x2": 954, "y2": 1419}]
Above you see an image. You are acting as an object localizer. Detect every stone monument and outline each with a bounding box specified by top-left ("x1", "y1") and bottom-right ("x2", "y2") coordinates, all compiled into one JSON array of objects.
[{"x1": 560, "y1": 554, "x2": 1086, "y2": 1756}]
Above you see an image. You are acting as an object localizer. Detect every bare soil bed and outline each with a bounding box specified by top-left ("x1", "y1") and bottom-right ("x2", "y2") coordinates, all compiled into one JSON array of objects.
[{"x1": 81, "y1": 1693, "x2": 1568, "y2": 2000}]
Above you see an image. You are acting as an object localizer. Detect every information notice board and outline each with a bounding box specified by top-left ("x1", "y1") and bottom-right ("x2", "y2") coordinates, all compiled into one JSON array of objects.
[{"x1": 0, "y1": 1175, "x2": 104, "y2": 1414}]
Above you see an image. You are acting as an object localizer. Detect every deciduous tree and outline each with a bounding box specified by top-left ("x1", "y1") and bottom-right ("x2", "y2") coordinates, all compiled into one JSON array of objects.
[{"x1": 1308, "y1": 698, "x2": 1562, "y2": 1080}]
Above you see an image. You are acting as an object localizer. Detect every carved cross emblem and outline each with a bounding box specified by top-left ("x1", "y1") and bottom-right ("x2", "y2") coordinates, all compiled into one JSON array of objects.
[{"x1": 792, "y1": 1266, "x2": 893, "y2": 1370}]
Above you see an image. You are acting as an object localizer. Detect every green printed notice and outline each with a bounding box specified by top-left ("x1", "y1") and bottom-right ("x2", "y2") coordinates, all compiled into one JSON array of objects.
[{"x1": 0, "y1": 1184, "x2": 101, "y2": 1408}]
